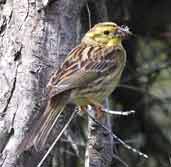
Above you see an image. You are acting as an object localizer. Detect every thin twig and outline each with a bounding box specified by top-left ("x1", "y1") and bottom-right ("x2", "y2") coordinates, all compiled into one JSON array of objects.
[
  {"x1": 168, "y1": 154, "x2": 171, "y2": 165},
  {"x1": 87, "y1": 111, "x2": 148, "y2": 159},
  {"x1": 118, "y1": 83, "x2": 169, "y2": 106},
  {"x1": 64, "y1": 129, "x2": 79, "y2": 157},
  {"x1": 125, "y1": 62, "x2": 171, "y2": 83},
  {"x1": 86, "y1": 3, "x2": 91, "y2": 29},
  {"x1": 102, "y1": 108, "x2": 135, "y2": 116},
  {"x1": 87, "y1": 105, "x2": 135, "y2": 116},
  {"x1": 113, "y1": 153, "x2": 128, "y2": 167},
  {"x1": 37, "y1": 110, "x2": 78, "y2": 167}
]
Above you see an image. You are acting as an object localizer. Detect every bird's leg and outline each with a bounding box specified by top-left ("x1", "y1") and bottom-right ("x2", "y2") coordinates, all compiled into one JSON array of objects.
[
  {"x1": 94, "y1": 105, "x2": 104, "y2": 120},
  {"x1": 76, "y1": 106, "x2": 88, "y2": 116},
  {"x1": 86, "y1": 98, "x2": 104, "y2": 120},
  {"x1": 78, "y1": 106, "x2": 87, "y2": 112}
]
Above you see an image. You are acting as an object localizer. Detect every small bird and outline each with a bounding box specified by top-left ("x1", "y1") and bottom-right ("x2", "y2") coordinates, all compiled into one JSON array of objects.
[{"x1": 19, "y1": 22, "x2": 131, "y2": 152}]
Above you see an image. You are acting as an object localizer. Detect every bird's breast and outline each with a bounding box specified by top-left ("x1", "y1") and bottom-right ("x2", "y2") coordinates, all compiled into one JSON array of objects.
[{"x1": 71, "y1": 48, "x2": 126, "y2": 106}]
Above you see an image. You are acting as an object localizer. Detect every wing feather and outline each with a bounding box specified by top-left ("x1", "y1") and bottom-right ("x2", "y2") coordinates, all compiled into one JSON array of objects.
[{"x1": 48, "y1": 44, "x2": 121, "y2": 97}]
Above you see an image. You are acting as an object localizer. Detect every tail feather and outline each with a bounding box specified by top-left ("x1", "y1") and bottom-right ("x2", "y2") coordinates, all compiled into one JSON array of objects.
[
  {"x1": 33, "y1": 98, "x2": 65, "y2": 151},
  {"x1": 18, "y1": 93, "x2": 68, "y2": 153}
]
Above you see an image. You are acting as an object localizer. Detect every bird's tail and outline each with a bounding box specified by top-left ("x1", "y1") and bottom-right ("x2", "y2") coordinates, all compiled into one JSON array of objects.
[{"x1": 18, "y1": 94, "x2": 68, "y2": 153}]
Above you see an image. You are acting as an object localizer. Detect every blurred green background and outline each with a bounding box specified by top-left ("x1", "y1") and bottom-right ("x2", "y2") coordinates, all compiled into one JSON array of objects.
[{"x1": 107, "y1": 0, "x2": 171, "y2": 166}]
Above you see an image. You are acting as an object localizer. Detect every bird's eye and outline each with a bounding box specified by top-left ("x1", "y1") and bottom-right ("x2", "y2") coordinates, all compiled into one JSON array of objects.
[{"x1": 104, "y1": 30, "x2": 110, "y2": 35}]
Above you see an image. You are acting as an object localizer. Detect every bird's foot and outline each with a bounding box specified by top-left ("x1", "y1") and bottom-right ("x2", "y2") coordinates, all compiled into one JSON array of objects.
[
  {"x1": 76, "y1": 106, "x2": 88, "y2": 116},
  {"x1": 87, "y1": 104, "x2": 104, "y2": 120}
]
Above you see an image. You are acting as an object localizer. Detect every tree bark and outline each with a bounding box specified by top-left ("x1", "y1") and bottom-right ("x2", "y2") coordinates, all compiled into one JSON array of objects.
[
  {"x1": 85, "y1": 109, "x2": 114, "y2": 167},
  {"x1": 0, "y1": 0, "x2": 85, "y2": 166}
]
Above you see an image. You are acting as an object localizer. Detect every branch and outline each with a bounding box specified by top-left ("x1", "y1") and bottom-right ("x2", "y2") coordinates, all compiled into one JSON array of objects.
[
  {"x1": 85, "y1": 108, "x2": 114, "y2": 167},
  {"x1": 37, "y1": 110, "x2": 78, "y2": 167},
  {"x1": 87, "y1": 111, "x2": 148, "y2": 159}
]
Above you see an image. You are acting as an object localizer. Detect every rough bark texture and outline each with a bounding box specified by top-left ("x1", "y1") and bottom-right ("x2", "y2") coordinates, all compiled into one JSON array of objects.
[
  {"x1": 0, "y1": 0, "x2": 113, "y2": 167},
  {"x1": 85, "y1": 110, "x2": 113, "y2": 167},
  {"x1": 0, "y1": 0, "x2": 82, "y2": 166}
]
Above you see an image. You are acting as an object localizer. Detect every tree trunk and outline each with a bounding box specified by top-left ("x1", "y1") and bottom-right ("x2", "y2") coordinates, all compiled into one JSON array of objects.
[{"x1": 85, "y1": 109, "x2": 113, "y2": 167}]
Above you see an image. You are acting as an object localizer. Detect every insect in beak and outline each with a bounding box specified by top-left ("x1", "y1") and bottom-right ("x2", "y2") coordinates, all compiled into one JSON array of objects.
[{"x1": 115, "y1": 25, "x2": 132, "y2": 38}]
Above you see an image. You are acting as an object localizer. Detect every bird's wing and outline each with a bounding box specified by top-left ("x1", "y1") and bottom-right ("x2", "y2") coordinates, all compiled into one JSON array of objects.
[{"x1": 48, "y1": 44, "x2": 123, "y2": 97}]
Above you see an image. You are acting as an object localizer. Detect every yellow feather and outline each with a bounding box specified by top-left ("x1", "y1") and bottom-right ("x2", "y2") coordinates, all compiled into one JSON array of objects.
[{"x1": 107, "y1": 38, "x2": 122, "y2": 47}]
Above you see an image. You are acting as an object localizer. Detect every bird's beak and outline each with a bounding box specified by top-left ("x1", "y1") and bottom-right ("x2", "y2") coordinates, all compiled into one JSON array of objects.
[{"x1": 116, "y1": 25, "x2": 132, "y2": 38}]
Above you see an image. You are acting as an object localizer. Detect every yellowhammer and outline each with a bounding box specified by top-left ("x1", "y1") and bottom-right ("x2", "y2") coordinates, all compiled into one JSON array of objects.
[{"x1": 19, "y1": 22, "x2": 131, "y2": 152}]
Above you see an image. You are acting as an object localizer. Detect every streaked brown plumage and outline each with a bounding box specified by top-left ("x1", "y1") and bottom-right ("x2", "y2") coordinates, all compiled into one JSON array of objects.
[{"x1": 18, "y1": 22, "x2": 131, "y2": 152}]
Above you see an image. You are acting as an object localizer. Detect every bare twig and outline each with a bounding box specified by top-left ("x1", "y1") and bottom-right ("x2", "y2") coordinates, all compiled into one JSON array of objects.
[
  {"x1": 64, "y1": 129, "x2": 79, "y2": 157},
  {"x1": 86, "y1": 3, "x2": 91, "y2": 29},
  {"x1": 125, "y1": 62, "x2": 171, "y2": 83},
  {"x1": 102, "y1": 108, "x2": 135, "y2": 116},
  {"x1": 169, "y1": 154, "x2": 171, "y2": 165},
  {"x1": 118, "y1": 84, "x2": 169, "y2": 106},
  {"x1": 86, "y1": 110, "x2": 148, "y2": 159},
  {"x1": 113, "y1": 153, "x2": 128, "y2": 167},
  {"x1": 37, "y1": 110, "x2": 78, "y2": 167}
]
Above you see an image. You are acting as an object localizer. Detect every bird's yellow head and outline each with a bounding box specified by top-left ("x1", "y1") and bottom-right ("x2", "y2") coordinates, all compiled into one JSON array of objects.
[{"x1": 82, "y1": 22, "x2": 131, "y2": 47}]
